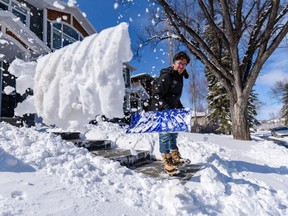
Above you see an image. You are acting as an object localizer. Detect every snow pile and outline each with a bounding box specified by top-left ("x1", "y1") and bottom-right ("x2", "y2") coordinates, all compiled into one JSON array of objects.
[
  {"x1": 8, "y1": 59, "x2": 36, "y2": 95},
  {"x1": 9, "y1": 23, "x2": 132, "y2": 130},
  {"x1": 0, "y1": 122, "x2": 288, "y2": 215}
]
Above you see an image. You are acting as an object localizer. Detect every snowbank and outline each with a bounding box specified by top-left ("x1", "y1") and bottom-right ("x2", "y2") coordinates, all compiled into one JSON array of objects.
[{"x1": 1, "y1": 122, "x2": 288, "y2": 215}]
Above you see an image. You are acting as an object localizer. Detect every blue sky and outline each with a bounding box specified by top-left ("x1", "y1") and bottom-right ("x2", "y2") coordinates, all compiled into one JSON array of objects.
[
  {"x1": 74, "y1": 0, "x2": 288, "y2": 120},
  {"x1": 75, "y1": 0, "x2": 169, "y2": 73}
]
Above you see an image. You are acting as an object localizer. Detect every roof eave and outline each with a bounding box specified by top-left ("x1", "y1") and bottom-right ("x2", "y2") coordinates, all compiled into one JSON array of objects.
[{"x1": 0, "y1": 12, "x2": 51, "y2": 55}]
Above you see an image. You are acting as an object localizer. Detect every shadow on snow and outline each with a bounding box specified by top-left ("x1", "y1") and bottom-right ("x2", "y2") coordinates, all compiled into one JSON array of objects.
[{"x1": 0, "y1": 147, "x2": 36, "y2": 172}]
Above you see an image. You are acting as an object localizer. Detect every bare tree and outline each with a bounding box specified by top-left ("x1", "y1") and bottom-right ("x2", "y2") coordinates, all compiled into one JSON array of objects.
[
  {"x1": 141, "y1": 0, "x2": 288, "y2": 140},
  {"x1": 271, "y1": 78, "x2": 288, "y2": 100},
  {"x1": 271, "y1": 78, "x2": 288, "y2": 123},
  {"x1": 190, "y1": 65, "x2": 208, "y2": 115}
]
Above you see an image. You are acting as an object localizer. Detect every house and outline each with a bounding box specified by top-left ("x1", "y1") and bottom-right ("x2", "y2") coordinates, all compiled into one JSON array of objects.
[
  {"x1": 123, "y1": 67, "x2": 152, "y2": 113},
  {"x1": 0, "y1": 0, "x2": 97, "y2": 119},
  {"x1": 0, "y1": 0, "x2": 141, "y2": 124}
]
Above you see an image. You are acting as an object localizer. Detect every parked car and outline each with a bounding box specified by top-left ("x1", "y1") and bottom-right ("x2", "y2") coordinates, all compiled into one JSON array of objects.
[{"x1": 271, "y1": 126, "x2": 288, "y2": 138}]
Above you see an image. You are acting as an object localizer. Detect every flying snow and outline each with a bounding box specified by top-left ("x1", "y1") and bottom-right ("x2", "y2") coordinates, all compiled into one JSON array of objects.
[
  {"x1": 3, "y1": 86, "x2": 14, "y2": 95},
  {"x1": 9, "y1": 23, "x2": 133, "y2": 130},
  {"x1": 67, "y1": 0, "x2": 77, "y2": 7},
  {"x1": 53, "y1": 1, "x2": 65, "y2": 10},
  {"x1": 114, "y1": 2, "x2": 119, "y2": 10}
]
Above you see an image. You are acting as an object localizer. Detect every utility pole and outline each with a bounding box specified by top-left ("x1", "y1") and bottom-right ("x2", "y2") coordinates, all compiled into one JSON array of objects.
[{"x1": 190, "y1": 64, "x2": 198, "y2": 126}]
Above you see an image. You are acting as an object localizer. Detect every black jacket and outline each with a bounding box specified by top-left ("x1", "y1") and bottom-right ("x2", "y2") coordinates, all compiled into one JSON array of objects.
[{"x1": 152, "y1": 67, "x2": 187, "y2": 111}]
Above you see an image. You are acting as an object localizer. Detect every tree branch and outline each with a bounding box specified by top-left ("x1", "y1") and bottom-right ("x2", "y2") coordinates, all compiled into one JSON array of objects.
[
  {"x1": 245, "y1": 21, "x2": 288, "y2": 96},
  {"x1": 219, "y1": 0, "x2": 235, "y2": 43},
  {"x1": 198, "y1": 0, "x2": 230, "y2": 48},
  {"x1": 158, "y1": 0, "x2": 234, "y2": 84},
  {"x1": 234, "y1": 0, "x2": 243, "y2": 37},
  {"x1": 241, "y1": 2, "x2": 273, "y2": 83}
]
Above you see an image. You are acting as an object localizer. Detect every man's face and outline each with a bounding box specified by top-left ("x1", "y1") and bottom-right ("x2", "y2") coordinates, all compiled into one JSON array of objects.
[{"x1": 172, "y1": 58, "x2": 188, "y2": 74}]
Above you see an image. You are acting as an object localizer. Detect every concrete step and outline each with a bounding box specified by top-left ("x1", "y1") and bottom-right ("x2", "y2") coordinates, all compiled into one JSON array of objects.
[
  {"x1": 0, "y1": 117, "x2": 23, "y2": 127},
  {"x1": 132, "y1": 160, "x2": 203, "y2": 180},
  {"x1": 91, "y1": 149, "x2": 151, "y2": 167},
  {"x1": 71, "y1": 139, "x2": 112, "y2": 151},
  {"x1": 53, "y1": 132, "x2": 81, "y2": 140}
]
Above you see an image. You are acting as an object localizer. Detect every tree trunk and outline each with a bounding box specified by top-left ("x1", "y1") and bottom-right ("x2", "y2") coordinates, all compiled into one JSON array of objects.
[{"x1": 230, "y1": 95, "x2": 251, "y2": 140}]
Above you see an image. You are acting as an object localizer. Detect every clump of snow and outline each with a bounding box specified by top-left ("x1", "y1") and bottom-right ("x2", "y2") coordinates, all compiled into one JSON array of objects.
[
  {"x1": 9, "y1": 23, "x2": 132, "y2": 131},
  {"x1": 9, "y1": 58, "x2": 36, "y2": 95},
  {"x1": 67, "y1": 0, "x2": 77, "y2": 7},
  {"x1": 0, "y1": 39, "x2": 9, "y2": 45},
  {"x1": 3, "y1": 86, "x2": 14, "y2": 95},
  {"x1": 8, "y1": 59, "x2": 36, "y2": 116},
  {"x1": 53, "y1": 1, "x2": 65, "y2": 10},
  {"x1": 114, "y1": 2, "x2": 119, "y2": 9},
  {"x1": 13, "y1": 17, "x2": 20, "y2": 22},
  {"x1": 15, "y1": 96, "x2": 36, "y2": 117}
]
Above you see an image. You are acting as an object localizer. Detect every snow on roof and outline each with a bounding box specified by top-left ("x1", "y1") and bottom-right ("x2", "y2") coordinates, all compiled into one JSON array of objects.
[
  {"x1": 191, "y1": 111, "x2": 207, "y2": 117},
  {"x1": 131, "y1": 73, "x2": 155, "y2": 79}
]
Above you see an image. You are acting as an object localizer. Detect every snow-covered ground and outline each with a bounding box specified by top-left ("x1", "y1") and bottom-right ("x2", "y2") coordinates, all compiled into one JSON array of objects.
[
  {"x1": 0, "y1": 121, "x2": 288, "y2": 216},
  {"x1": 1, "y1": 21, "x2": 288, "y2": 215}
]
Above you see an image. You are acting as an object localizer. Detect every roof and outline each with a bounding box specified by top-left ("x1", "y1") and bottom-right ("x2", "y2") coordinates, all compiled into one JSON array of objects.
[
  {"x1": 25, "y1": 0, "x2": 96, "y2": 35},
  {"x1": 0, "y1": 11, "x2": 50, "y2": 61},
  {"x1": 131, "y1": 73, "x2": 155, "y2": 80},
  {"x1": 125, "y1": 84, "x2": 150, "y2": 100},
  {"x1": 123, "y1": 62, "x2": 137, "y2": 72},
  {"x1": 191, "y1": 112, "x2": 207, "y2": 117}
]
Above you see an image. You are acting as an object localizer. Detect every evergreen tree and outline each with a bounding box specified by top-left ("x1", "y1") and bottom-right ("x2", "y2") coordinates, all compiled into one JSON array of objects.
[
  {"x1": 206, "y1": 72, "x2": 231, "y2": 134},
  {"x1": 282, "y1": 89, "x2": 288, "y2": 124},
  {"x1": 247, "y1": 90, "x2": 260, "y2": 127},
  {"x1": 204, "y1": 21, "x2": 259, "y2": 134},
  {"x1": 206, "y1": 70, "x2": 260, "y2": 134}
]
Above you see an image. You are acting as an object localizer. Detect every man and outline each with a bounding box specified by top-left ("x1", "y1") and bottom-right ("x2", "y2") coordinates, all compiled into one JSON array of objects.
[{"x1": 153, "y1": 51, "x2": 191, "y2": 175}]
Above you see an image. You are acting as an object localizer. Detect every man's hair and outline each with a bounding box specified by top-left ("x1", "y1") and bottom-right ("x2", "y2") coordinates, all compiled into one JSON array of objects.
[{"x1": 173, "y1": 52, "x2": 190, "y2": 64}]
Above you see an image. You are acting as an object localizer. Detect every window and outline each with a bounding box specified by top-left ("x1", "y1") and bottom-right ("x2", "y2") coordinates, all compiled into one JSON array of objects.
[
  {"x1": 0, "y1": 0, "x2": 30, "y2": 26},
  {"x1": 12, "y1": 2, "x2": 28, "y2": 25},
  {"x1": 52, "y1": 28, "x2": 62, "y2": 50},
  {"x1": 46, "y1": 21, "x2": 51, "y2": 47},
  {"x1": 123, "y1": 67, "x2": 131, "y2": 88},
  {"x1": 49, "y1": 21, "x2": 84, "y2": 50},
  {"x1": 0, "y1": 0, "x2": 8, "y2": 10},
  {"x1": 63, "y1": 24, "x2": 78, "y2": 40},
  {"x1": 0, "y1": 3, "x2": 8, "y2": 10}
]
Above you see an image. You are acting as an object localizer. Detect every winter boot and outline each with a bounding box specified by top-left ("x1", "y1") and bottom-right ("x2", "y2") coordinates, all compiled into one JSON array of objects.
[
  {"x1": 170, "y1": 149, "x2": 191, "y2": 165},
  {"x1": 161, "y1": 153, "x2": 179, "y2": 176}
]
